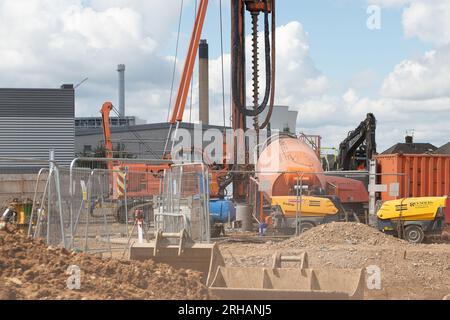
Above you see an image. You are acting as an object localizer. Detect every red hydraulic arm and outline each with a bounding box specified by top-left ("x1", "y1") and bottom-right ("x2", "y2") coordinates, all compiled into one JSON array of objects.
[
  {"x1": 101, "y1": 102, "x2": 114, "y2": 170},
  {"x1": 170, "y1": 0, "x2": 209, "y2": 124}
]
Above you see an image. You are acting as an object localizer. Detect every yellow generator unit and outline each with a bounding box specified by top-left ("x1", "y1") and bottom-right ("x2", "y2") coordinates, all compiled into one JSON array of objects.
[
  {"x1": 0, "y1": 199, "x2": 33, "y2": 232},
  {"x1": 377, "y1": 196, "x2": 447, "y2": 243},
  {"x1": 268, "y1": 195, "x2": 346, "y2": 234}
]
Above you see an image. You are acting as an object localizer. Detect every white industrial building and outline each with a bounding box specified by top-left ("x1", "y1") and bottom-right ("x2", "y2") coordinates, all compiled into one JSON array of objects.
[{"x1": 258, "y1": 105, "x2": 298, "y2": 133}]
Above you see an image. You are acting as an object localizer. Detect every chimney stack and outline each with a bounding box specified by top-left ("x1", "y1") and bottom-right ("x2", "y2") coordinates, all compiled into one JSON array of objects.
[
  {"x1": 199, "y1": 40, "x2": 209, "y2": 125},
  {"x1": 117, "y1": 64, "x2": 126, "y2": 118},
  {"x1": 405, "y1": 135, "x2": 413, "y2": 144}
]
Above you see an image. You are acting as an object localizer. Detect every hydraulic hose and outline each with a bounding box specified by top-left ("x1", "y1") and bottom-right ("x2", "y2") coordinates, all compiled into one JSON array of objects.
[
  {"x1": 259, "y1": 0, "x2": 275, "y2": 129},
  {"x1": 232, "y1": 0, "x2": 272, "y2": 118}
]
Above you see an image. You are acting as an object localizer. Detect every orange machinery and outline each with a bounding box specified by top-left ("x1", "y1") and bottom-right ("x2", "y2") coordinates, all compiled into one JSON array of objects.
[
  {"x1": 257, "y1": 134, "x2": 327, "y2": 197},
  {"x1": 101, "y1": 100, "x2": 230, "y2": 200},
  {"x1": 100, "y1": 0, "x2": 222, "y2": 201},
  {"x1": 257, "y1": 134, "x2": 369, "y2": 220},
  {"x1": 100, "y1": 0, "x2": 276, "y2": 208},
  {"x1": 99, "y1": 0, "x2": 210, "y2": 200},
  {"x1": 101, "y1": 102, "x2": 169, "y2": 199},
  {"x1": 166, "y1": 0, "x2": 276, "y2": 202}
]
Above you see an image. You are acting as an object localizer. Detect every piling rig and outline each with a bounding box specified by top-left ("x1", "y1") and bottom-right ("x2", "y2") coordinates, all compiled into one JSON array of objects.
[
  {"x1": 129, "y1": 0, "x2": 277, "y2": 282},
  {"x1": 228, "y1": 0, "x2": 276, "y2": 202},
  {"x1": 98, "y1": 1, "x2": 276, "y2": 224},
  {"x1": 127, "y1": 1, "x2": 367, "y2": 299},
  {"x1": 164, "y1": 0, "x2": 277, "y2": 202}
]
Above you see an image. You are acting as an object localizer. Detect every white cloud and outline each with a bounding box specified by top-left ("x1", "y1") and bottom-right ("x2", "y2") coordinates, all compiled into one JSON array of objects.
[
  {"x1": 61, "y1": 6, "x2": 157, "y2": 52},
  {"x1": 368, "y1": 1, "x2": 450, "y2": 45},
  {"x1": 0, "y1": 0, "x2": 180, "y2": 120},
  {"x1": 201, "y1": 21, "x2": 330, "y2": 127},
  {"x1": 299, "y1": 91, "x2": 450, "y2": 151},
  {"x1": 346, "y1": 0, "x2": 450, "y2": 150},
  {"x1": 343, "y1": 89, "x2": 359, "y2": 105},
  {"x1": 224, "y1": 5, "x2": 449, "y2": 151},
  {"x1": 89, "y1": 0, "x2": 184, "y2": 42},
  {"x1": 349, "y1": 69, "x2": 378, "y2": 91},
  {"x1": 204, "y1": 17, "x2": 449, "y2": 151},
  {"x1": 380, "y1": 47, "x2": 450, "y2": 99},
  {"x1": 368, "y1": 0, "x2": 412, "y2": 8},
  {"x1": 273, "y1": 22, "x2": 330, "y2": 98},
  {"x1": 378, "y1": 0, "x2": 450, "y2": 107},
  {"x1": 0, "y1": 0, "x2": 448, "y2": 152},
  {"x1": 402, "y1": 0, "x2": 450, "y2": 46}
]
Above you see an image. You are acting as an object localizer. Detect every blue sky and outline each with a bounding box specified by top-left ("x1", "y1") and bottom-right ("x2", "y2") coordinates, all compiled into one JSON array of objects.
[
  {"x1": 288, "y1": 0, "x2": 429, "y2": 96},
  {"x1": 164, "y1": 0, "x2": 430, "y2": 98}
]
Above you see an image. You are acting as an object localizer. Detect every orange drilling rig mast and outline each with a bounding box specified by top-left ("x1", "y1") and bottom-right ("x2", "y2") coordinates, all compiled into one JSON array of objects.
[{"x1": 101, "y1": 102, "x2": 114, "y2": 171}]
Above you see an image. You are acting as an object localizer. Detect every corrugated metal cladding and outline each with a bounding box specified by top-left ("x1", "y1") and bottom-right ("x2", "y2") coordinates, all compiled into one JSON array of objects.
[
  {"x1": 0, "y1": 89, "x2": 74, "y2": 118},
  {"x1": 376, "y1": 154, "x2": 450, "y2": 201},
  {"x1": 0, "y1": 88, "x2": 75, "y2": 172}
]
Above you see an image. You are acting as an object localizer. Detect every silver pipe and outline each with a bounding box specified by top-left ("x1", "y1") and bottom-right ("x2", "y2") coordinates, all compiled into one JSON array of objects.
[
  {"x1": 124, "y1": 167, "x2": 129, "y2": 238},
  {"x1": 28, "y1": 168, "x2": 49, "y2": 237},
  {"x1": 53, "y1": 166, "x2": 66, "y2": 248},
  {"x1": 34, "y1": 172, "x2": 51, "y2": 240}
]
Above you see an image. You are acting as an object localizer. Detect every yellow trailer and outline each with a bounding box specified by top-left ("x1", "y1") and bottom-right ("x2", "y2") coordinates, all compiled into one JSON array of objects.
[
  {"x1": 377, "y1": 196, "x2": 447, "y2": 243},
  {"x1": 268, "y1": 195, "x2": 346, "y2": 234}
]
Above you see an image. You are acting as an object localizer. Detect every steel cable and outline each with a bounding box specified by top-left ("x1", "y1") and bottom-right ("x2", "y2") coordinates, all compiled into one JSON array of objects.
[{"x1": 167, "y1": 0, "x2": 185, "y2": 122}]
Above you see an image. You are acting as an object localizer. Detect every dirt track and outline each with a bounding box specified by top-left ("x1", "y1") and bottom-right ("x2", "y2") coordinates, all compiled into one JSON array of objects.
[
  {"x1": 218, "y1": 223, "x2": 450, "y2": 300},
  {"x1": 0, "y1": 230, "x2": 208, "y2": 300}
]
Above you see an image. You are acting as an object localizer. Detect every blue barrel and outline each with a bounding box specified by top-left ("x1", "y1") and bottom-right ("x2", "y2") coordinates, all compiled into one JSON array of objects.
[{"x1": 210, "y1": 200, "x2": 236, "y2": 224}]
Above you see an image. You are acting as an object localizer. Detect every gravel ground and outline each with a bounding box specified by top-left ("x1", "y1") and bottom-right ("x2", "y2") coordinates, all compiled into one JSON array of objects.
[{"x1": 218, "y1": 223, "x2": 450, "y2": 300}]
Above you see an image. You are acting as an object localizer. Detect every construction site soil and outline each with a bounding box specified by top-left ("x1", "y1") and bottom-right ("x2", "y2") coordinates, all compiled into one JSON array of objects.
[
  {"x1": 0, "y1": 229, "x2": 208, "y2": 300},
  {"x1": 219, "y1": 223, "x2": 450, "y2": 300},
  {"x1": 0, "y1": 222, "x2": 449, "y2": 300}
]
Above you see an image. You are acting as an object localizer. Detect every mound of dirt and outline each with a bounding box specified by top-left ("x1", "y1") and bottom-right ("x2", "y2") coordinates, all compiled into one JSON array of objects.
[
  {"x1": 274, "y1": 222, "x2": 407, "y2": 248},
  {"x1": 0, "y1": 231, "x2": 208, "y2": 300}
]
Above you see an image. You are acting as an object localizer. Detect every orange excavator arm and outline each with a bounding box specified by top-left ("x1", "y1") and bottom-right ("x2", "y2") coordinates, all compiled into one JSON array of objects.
[{"x1": 101, "y1": 102, "x2": 114, "y2": 170}]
